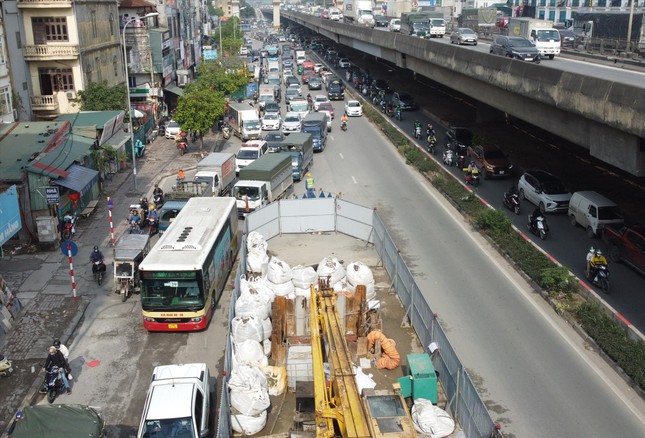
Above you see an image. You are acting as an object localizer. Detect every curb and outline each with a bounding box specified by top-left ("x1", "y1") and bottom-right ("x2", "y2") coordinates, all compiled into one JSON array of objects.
[{"x1": 2, "y1": 296, "x2": 90, "y2": 437}]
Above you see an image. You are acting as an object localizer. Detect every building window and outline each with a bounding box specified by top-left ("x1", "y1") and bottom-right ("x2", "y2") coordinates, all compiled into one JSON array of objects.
[
  {"x1": 0, "y1": 87, "x2": 12, "y2": 116},
  {"x1": 113, "y1": 55, "x2": 119, "y2": 77},
  {"x1": 110, "y1": 14, "x2": 115, "y2": 36},
  {"x1": 91, "y1": 11, "x2": 97, "y2": 38},
  {"x1": 0, "y1": 39, "x2": 5, "y2": 64},
  {"x1": 38, "y1": 68, "x2": 74, "y2": 95},
  {"x1": 95, "y1": 57, "x2": 102, "y2": 82},
  {"x1": 32, "y1": 17, "x2": 69, "y2": 42}
]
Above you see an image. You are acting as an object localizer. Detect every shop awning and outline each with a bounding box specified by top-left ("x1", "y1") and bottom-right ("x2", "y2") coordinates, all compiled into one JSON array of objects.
[
  {"x1": 54, "y1": 164, "x2": 99, "y2": 196},
  {"x1": 165, "y1": 85, "x2": 184, "y2": 97},
  {"x1": 104, "y1": 131, "x2": 130, "y2": 150}
]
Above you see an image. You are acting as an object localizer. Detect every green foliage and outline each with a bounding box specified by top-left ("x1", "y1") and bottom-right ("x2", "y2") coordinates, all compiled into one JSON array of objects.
[
  {"x1": 475, "y1": 208, "x2": 512, "y2": 234},
  {"x1": 539, "y1": 266, "x2": 578, "y2": 297},
  {"x1": 193, "y1": 62, "x2": 248, "y2": 95},
  {"x1": 173, "y1": 88, "x2": 224, "y2": 147},
  {"x1": 209, "y1": 5, "x2": 224, "y2": 16},
  {"x1": 239, "y1": 0, "x2": 255, "y2": 19},
  {"x1": 576, "y1": 303, "x2": 645, "y2": 389},
  {"x1": 78, "y1": 81, "x2": 126, "y2": 111}
]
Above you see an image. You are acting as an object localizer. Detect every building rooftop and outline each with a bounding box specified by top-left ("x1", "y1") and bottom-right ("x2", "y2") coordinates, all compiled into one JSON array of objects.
[
  {"x1": 0, "y1": 122, "x2": 70, "y2": 182},
  {"x1": 26, "y1": 135, "x2": 95, "y2": 178}
]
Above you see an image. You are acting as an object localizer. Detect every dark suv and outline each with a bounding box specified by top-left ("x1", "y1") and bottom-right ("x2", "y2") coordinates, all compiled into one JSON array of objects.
[{"x1": 490, "y1": 35, "x2": 541, "y2": 63}]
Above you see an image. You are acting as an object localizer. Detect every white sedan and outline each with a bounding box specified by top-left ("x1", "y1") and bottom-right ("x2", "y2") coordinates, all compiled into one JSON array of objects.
[
  {"x1": 313, "y1": 63, "x2": 324, "y2": 73},
  {"x1": 344, "y1": 100, "x2": 363, "y2": 117},
  {"x1": 314, "y1": 95, "x2": 330, "y2": 111},
  {"x1": 261, "y1": 113, "x2": 282, "y2": 131}
]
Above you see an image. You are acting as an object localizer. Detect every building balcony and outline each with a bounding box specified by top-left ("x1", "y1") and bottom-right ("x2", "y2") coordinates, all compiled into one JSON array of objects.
[
  {"x1": 23, "y1": 44, "x2": 79, "y2": 61},
  {"x1": 31, "y1": 95, "x2": 59, "y2": 111},
  {"x1": 17, "y1": 0, "x2": 72, "y2": 8}
]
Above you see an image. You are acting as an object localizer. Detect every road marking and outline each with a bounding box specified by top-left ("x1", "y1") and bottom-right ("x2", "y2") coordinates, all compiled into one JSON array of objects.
[
  {"x1": 329, "y1": 135, "x2": 334, "y2": 141},
  {"x1": 351, "y1": 176, "x2": 357, "y2": 184},
  {"x1": 339, "y1": 153, "x2": 345, "y2": 160},
  {"x1": 420, "y1": 179, "x2": 645, "y2": 426}
]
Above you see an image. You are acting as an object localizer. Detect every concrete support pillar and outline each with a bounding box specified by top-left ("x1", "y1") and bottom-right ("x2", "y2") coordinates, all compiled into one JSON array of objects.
[
  {"x1": 273, "y1": 0, "x2": 280, "y2": 30},
  {"x1": 476, "y1": 102, "x2": 506, "y2": 124}
]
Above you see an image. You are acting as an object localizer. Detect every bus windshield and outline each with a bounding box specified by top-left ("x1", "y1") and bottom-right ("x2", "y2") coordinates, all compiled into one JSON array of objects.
[{"x1": 141, "y1": 272, "x2": 204, "y2": 311}]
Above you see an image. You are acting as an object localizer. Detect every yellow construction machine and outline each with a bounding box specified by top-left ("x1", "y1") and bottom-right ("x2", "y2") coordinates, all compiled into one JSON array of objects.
[{"x1": 309, "y1": 279, "x2": 417, "y2": 437}]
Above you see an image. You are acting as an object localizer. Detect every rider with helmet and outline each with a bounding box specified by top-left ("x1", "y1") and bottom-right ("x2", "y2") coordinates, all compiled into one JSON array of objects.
[
  {"x1": 427, "y1": 123, "x2": 436, "y2": 137},
  {"x1": 588, "y1": 249, "x2": 608, "y2": 281},
  {"x1": 90, "y1": 246, "x2": 104, "y2": 274}
]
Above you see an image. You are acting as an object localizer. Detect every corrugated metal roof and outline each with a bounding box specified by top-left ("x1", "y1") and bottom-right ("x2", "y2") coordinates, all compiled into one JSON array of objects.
[
  {"x1": 55, "y1": 111, "x2": 123, "y2": 129},
  {"x1": 0, "y1": 122, "x2": 70, "y2": 182},
  {"x1": 26, "y1": 135, "x2": 94, "y2": 178},
  {"x1": 53, "y1": 164, "x2": 99, "y2": 196}
]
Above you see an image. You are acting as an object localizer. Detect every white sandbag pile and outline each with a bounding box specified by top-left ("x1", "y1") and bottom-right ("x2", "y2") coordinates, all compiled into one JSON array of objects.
[
  {"x1": 231, "y1": 410, "x2": 267, "y2": 436},
  {"x1": 231, "y1": 315, "x2": 264, "y2": 343},
  {"x1": 264, "y1": 257, "x2": 295, "y2": 298},
  {"x1": 345, "y1": 261, "x2": 376, "y2": 300},
  {"x1": 292, "y1": 265, "x2": 317, "y2": 288},
  {"x1": 233, "y1": 338, "x2": 268, "y2": 367},
  {"x1": 229, "y1": 365, "x2": 270, "y2": 416},
  {"x1": 246, "y1": 232, "x2": 269, "y2": 275},
  {"x1": 317, "y1": 257, "x2": 346, "y2": 285},
  {"x1": 411, "y1": 398, "x2": 456, "y2": 438},
  {"x1": 235, "y1": 278, "x2": 271, "y2": 320}
]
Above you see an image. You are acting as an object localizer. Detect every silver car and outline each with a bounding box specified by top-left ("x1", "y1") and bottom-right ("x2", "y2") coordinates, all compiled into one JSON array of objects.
[
  {"x1": 517, "y1": 170, "x2": 572, "y2": 213},
  {"x1": 450, "y1": 28, "x2": 478, "y2": 46},
  {"x1": 282, "y1": 112, "x2": 302, "y2": 134}
]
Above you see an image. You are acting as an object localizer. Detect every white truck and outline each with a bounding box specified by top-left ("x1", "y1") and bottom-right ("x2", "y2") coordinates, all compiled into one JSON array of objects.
[
  {"x1": 136, "y1": 363, "x2": 212, "y2": 438},
  {"x1": 228, "y1": 102, "x2": 261, "y2": 141},
  {"x1": 427, "y1": 12, "x2": 447, "y2": 38},
  {"x1": 233, "y1": 152, "x2": 294, "y2": 217},
  {"x1": 508, "y1": 17, "x2": 561, "y2": 59},
  {"x1": 344, "y1": 0, "x2": 375, "y2": 27},
  {"x1": 193, "y1": 152, "x2": 237, "y2": 196},
  {"x1": 295, "y1": 49, "x2": 306, "y2": 65}
]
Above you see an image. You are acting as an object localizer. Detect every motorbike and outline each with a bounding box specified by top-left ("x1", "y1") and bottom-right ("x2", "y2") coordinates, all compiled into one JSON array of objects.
[
  {"x1": 341, "y1": 120, "x2": 348, "y2": 131},
  {"x1": 222, "y1": 124, "x2": 231, "y2": 140},
  {"x1": 0, "y1": 354, "x2": 13, "y2": 377},
  {"x1": 395, "y1": 108, "x2": 402, "y2": 121},
  {"x1": 503, "y1": 191, "x2": 521, "y2": 215},
  {"x1": 589, "y1": 263, "x2": 610, "y2": 293},
  {"x1": 426, "y1": 135, "x2": 437, "y2": 155},
  {"x1": 146, "y1": 216, "x2": 158, "y2": 236},
  {"x1": 177, "y1": 139, "x2": 187, "y2": 156},
  {"x1": 153, "y1": 193, "x2": 164, "y2": 210},
  {"x1": 527, "y1": 214, "x2": 549, "y2": 240},
  {"x1": 442, "y1": 149, "x2": 455, "y2": 167},
  {"x1": 464, "y1": 167, "x2": 481, "y2": 186},
  {"x1": 40, "y1": 366, "x2": 66, "y2": 403},
  {"x1": 385, "y1": 105, "x2": 395, "y2": 118},
  {"x1": 134, "y1": 139, "x2": 145, "y2": 158},
  {"x1": 129, "y1": 219, "x2": 142, "y2": 235},
  {"x1": 379, "y1": 100, "x2": 387, "y2": 113},
  {"x1": 92, "y1": 260, "x2": 106, "y2": 285},
  {"x1": 414, "y1": 125, "x2": 422, "y2": 140},
  {"x1": 61, "y1": 213, "x2": 77, "y2": 241}
]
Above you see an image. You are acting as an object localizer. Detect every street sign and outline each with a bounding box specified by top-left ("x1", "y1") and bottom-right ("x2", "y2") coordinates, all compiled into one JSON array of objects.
[
  {"x1": 60, "y1": 240, "x2": 78, "y2": 257},
  {"x1": 45, "y1": 186, "x2": 60, "y2": 204}
]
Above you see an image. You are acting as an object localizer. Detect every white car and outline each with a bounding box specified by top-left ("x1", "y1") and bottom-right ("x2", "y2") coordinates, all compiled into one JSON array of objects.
[
  {"x1": 314, "y1": 95, "x2": 330, "y2": 111},
  {"x1": 282, "y1": 112, "x2": 302, "y2": 134},
  {"x1": 283, "y1": 69, "x2": 293, "y2": 82},
  {"x1": 261, "y1": 113, "x2": 282, "y2": 131},
  {"x1": 288, "y1": 83, "x2": 302, "y2": 96},
  {"x1": 321, "y1": 71, "x2": 334, "y2": 85},
  {"x1": 313, "y1": 63, "x2": 324, "y2": 73},
  {"x1": 165, "y1": 120, "x2": 181, "y2": 139},
  {"x1": 389, "y1": 18, "x2": 401, "y2": 32},
  {"x1": 338, "y1": 58, "x2": 351, "y2": 69},
  {"x1": 344, "y1": 100, "x2": 363, "y2": 117},
  {"x1": 329, "y1": 9, "x2": 343, "y2": 21}
]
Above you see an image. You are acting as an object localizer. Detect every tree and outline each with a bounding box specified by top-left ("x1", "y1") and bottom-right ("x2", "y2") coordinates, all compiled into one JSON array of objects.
[
  {"x1": 78, "y1": 81, "x2": 126, "y2": 111},
  {"x1": 172, "y1": 87, "x2": 225, "y2": 149},
  {"x1": 239, "y1": 0, "x2": 255, "y2": 19},
  {"x1": 194, "y1": 61, "x2": 248, "y2": 96}
]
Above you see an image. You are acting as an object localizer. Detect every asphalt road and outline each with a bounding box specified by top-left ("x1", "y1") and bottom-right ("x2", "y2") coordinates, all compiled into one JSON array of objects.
[{"x1": 40, "y1": 33, "x2": 645, "y2": 438}]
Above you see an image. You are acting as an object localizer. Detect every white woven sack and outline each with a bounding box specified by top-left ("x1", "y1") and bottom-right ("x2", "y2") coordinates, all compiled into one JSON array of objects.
[
  {"x1": 248, "y1": 276, "x2": 275, "y2": 304},
  {"x1": 346, "y1": 261, "x2": 374, "y2": 286},
  {"x1": 231, "y1": 409, "x2": 267, "y2": 435},
  {"x1": 291, "y1": 265, "x2": 317, "y2": 289},
  {"x1": 265, "y1": 279, "x2": 295, "y2": 297},
  {"x1": 261, "y1": 317, "x2": 272, "y2": 340},
  {"x1": 247, "y1": 231, "x2": 268, "y2": 252},
  {"x1": 247, "y1": 250, "x2": 269, "y2": 275},
  {"x1": 266, "y1": 257, "x2": 292, "y2": 284},
  {"x1": 235, "y1": 288, "x2": 271, "y2": 320},
  {"x1": 333, "y1": 279, "x2": 348, "y2": 292},
  {"x1": 346, "y1": 281, "x2": 376, "y2": 300},
  {"x1": 231, "y1": 315, "x2": 264, "y2": 343},
  {"x1": 411, "y1": 398, "x2": 456, "y2": 437},
  {"x1": 317, "y1": 257, "x2": 346, "y2": 285},
  {"x1": 294, "y1": 286, "x2": 311, "y2": 298},
  {"x1": 229, "y1": 366, "x2": 270, "y2": 417},
  {"x1": 234, "y1": 339, "x2": 268, "y2": 367},
  {"x1": 263, "y1": 339, "x2": 272, "y2": 357}
]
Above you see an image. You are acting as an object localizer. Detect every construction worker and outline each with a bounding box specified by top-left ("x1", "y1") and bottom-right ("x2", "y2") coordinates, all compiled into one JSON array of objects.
[{"x1": 305, "y1": 172, "x2": 315, "y2": 198}]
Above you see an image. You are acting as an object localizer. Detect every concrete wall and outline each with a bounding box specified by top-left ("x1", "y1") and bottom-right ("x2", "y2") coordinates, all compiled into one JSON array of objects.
[{"x1": 282, "y1": 12, "x2": 645, "y2": 176}]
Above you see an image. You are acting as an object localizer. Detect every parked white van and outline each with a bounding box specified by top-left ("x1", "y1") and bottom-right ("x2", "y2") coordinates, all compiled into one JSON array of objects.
[
  {"x1": 568, "y1": 191, "x2": 624, "y2": 238},
  {"x1": 137, "y1": 363, "x2": 211, "y2": 438}
]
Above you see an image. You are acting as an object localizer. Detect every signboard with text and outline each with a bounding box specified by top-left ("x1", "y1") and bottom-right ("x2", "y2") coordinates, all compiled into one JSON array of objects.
[
  {"x1": 0, "y1": 186, "x2": 22, "y2": 246},
  {"x1": 44, "y1": 186, "x2": 60, "y2": 204}
]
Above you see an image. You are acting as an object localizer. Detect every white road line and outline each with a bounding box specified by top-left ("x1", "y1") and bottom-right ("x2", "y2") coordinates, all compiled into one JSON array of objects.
[
  {"x1": 339, "y1": 153, "x2": 345, "y2": 159},
  {"x1": 351, "y1": 176, "x2": 357, "y2": 184}
]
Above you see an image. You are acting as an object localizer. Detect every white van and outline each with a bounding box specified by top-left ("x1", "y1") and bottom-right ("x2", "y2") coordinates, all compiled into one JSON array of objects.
[
  {"x1": 568, "y1": 191, "x2": 624, "y2": 238},
  {"x1": 137, "y1": 363, "x2": 211, "y2": 438},
  {"x1": 236, "y1": 140, "x2": 269, "y2": 173}
]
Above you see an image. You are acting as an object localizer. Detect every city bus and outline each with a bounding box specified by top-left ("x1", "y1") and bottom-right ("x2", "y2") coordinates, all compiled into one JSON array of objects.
[{"x1": 138, "y1": 197, "x2": 238, "y2": 331}]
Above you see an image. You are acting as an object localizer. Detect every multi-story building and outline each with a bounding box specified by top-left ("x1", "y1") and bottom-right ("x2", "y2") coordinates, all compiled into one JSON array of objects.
[
  {"x1": 530, "y1": 0, "x2": 644, "y2": 22},
  {"x1": 0, "y1": 8, "x2": 17, "y2": 123},
  {"x1": 3, "y1": 0, "x2": 123, "y2": 120}
]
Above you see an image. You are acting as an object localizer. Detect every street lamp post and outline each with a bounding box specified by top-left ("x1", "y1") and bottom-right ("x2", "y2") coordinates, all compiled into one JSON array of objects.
[{"x1": 122, "y1": 12, "x2": 159, "y2": 192}]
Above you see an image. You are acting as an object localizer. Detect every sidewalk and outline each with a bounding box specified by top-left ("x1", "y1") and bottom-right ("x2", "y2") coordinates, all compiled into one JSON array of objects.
[{"x1": 0, "y1": 130, "x2": 223, "y2": 430}]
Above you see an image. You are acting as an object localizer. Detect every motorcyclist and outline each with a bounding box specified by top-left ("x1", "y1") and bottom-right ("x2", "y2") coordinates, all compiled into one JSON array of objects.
[
  {"x1": 90, "y1": 246, "x2": 105, "y2": 274},
  {"x1": 153, "y1": 184, "x2": 164, "y2": 207},
  {"x1": 129, "y1": 209, "x2": 141, "y2": 227},
  {"x1": 427, "y1": 123, "x2": 436, "y2": 137},
  {"x1": 340, "y1": 113, "x2": 348, "y2": 129},
  {"x1": 177, "y1": 169, "x2": 186, "y2": 186},
  {"x1": 139, "y1": 197, "x2": 149, "y2": 222},
  {"x1": 589, "y1": 249, "x2": 608, "y2": 281},
  {"x1": 147, "y1": 205, "x2": 159, "y2": 234},
  {"x1": 42, "y1": 345, "x2": 71, "y2": 394},
  {"x1": 529, "y1": 207, "x2": 542, "y2": 230},
  {"x1": 395, "y1": 104, "x2": 402, "y2": 119},
  {"x1": 306, "y1": 93, "x2": 313, "y2": 110}
]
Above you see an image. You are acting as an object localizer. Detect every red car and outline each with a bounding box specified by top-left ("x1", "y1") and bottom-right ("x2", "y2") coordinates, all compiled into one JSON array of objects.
[{"x1": 321, "y1": 9, "x2": 330, "y2": 19}]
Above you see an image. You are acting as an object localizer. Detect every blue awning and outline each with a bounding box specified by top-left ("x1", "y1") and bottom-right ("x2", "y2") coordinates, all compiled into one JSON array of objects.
[{"x1": 54, "y1": 164, "x2": 99, "y2": 196}]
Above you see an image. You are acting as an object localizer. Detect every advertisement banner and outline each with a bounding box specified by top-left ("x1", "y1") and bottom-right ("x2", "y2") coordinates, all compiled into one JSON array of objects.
[{"x1": 0, "y1": 186, "x2": 22, "y2": 246}]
